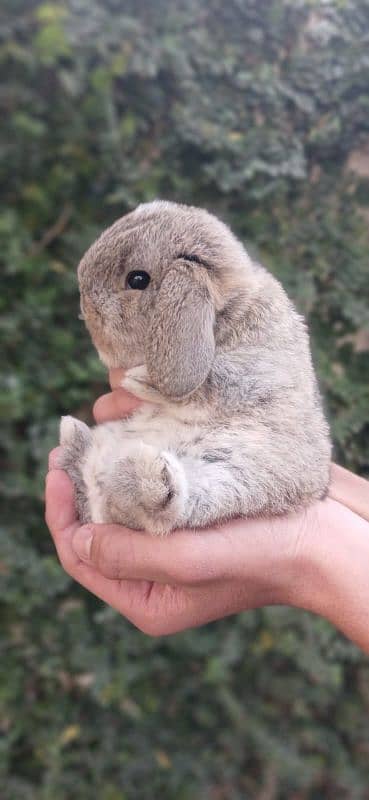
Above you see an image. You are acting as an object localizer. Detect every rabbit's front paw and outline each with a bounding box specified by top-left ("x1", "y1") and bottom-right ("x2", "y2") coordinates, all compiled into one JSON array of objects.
[{"x1": 108, "y1": 445, "x2": 188, "y2": 535}]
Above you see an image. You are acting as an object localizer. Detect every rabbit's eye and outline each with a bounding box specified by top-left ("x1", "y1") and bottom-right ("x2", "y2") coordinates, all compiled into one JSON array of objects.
[
  {"x1": 126, "y1": 270, "x2": 151, "y2": 290},
  {"x1": 176, "y1": 252, "x2": 209, "y2": 268}
]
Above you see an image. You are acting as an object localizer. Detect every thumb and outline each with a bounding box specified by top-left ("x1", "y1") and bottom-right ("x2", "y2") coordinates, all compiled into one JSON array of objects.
[
  {"x1": 93, "y1": 389, "x2": 141, "y2": 423},
  {"x1": 71, "y1": 522, "x2": 170, "y2": 582},
  {"x1": 70, "y1": 522, "x2": 204, "y2": 584}
]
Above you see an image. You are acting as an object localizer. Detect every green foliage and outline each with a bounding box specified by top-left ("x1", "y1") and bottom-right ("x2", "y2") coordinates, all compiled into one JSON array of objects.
[{"x1": 1, "y1": 0, "x2": 369, "y2": 797}]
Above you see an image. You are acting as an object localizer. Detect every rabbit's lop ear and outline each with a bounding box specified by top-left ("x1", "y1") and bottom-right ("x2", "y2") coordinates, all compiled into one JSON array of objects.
[{"x1": 146, "y1": 268, "x2": 215, "y2": 400}]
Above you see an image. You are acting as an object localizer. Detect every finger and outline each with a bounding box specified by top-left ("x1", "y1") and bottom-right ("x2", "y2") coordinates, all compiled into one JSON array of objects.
[
  {"x1": 69, "y1": 498, "x2": 351, "y2": 590},
  {"x1": 93, "y1": 389, "x2": 141, "y2": 423},
  {"x1": 109, "y1": 368, "x2": 125, "y2": 390},
  {"x1": 70, "y1": 522, "x2": 213, "y2": 585},
  {"x1": 45, "y1": 469, "x2": 78, "y2": 536},
  {"x1": 133, "y1": 578, "x2": 256, "y2": 636},
  {"x1": 48, "y1": 446, "x2": 63, "y2": 469},
  {"x1": 329, "y1": 463, "x2": 369, "y2": 523},
  {"x1": 44, "y1": 468, "x2": 158, "y2": 624},
  {"x1": 69, "y1": 510, "x2": 291, "y2": 587},
  {"x1": 45, "y1": 468, "x2": 81, "y2": 574}
]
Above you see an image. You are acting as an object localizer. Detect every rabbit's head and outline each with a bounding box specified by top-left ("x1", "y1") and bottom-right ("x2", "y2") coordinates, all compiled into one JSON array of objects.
[{"x1": 78, "y1": 201, "x2": 253, "y2": 399}]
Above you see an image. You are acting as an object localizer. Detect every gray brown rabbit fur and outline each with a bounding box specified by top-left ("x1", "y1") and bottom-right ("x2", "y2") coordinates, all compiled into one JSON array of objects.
[{"x1": 59, "y1": 200, "x2": 331, "y2": 535}]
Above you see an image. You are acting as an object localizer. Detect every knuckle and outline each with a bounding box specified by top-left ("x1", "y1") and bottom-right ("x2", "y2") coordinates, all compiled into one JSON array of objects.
[{"x1": 91, "y1": 530, "x2": 122, "y2": 579}]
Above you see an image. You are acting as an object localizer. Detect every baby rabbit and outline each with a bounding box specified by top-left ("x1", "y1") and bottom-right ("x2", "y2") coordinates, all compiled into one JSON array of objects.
[{"x1": 60, "y1": 200, "x2": 331, "y2": 535}]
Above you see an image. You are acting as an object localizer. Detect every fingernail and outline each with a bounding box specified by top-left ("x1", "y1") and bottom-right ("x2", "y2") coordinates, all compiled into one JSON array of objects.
[{"x1": 72, "y1": 526, "x2": 93, "y2": 562}]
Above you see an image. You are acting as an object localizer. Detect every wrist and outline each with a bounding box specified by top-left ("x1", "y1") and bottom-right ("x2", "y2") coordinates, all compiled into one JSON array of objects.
[
  {"x1": 279, "y1": 501, "x2": 334, "y2": 615},
  {"x1": 228, "y1": 506, "x2": 332, "y2": 612},
  {"x1": 257, "y1": 503, "x2": 333, "y2": 612},
  {"x1": 282, "y1": 498, "x2": 369, "y2": 651}
]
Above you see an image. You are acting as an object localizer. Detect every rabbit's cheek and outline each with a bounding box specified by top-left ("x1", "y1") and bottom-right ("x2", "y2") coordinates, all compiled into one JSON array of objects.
[
  {"x1": 96, "y1": 346, "x2": 143, "y2": 370},
  {"x1": 90, "y1": 324, "x2": 145, "y2": 370}
]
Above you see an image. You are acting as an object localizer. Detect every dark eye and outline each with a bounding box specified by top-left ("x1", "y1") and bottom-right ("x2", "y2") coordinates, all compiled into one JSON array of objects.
[{"x1": 126, "y1": 270, "x2": 151, "y2": 290}]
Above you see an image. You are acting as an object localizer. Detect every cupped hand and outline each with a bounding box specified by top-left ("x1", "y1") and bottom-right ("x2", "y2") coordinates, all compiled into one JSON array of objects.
[
  {"x1": 46, "y1": 453, "x2": 330, "y2": 635},
  {"x1": 46, "y1": 369, "x2": 369, "y2": 648}
]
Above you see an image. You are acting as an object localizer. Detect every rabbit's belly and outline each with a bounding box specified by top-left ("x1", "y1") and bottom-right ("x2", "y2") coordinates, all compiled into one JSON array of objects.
[{"x1": 93, "y1": 409, "x2": 205, "y2": 453}]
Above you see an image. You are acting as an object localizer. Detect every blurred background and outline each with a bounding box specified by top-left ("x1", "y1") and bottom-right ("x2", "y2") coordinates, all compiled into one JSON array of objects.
[{"x1": 1, "y1": 1, "x2": 369, "y2": 797}]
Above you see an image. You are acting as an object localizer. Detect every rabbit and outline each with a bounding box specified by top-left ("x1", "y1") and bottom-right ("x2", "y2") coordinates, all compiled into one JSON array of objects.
[{"x1": 59, "y1": 200, "x2": 331, "y2": 535}]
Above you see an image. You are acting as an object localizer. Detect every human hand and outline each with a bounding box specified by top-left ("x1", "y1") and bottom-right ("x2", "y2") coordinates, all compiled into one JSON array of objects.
[{"x1": 46, "y1": 370, "x2": 369, "y2": 649}]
